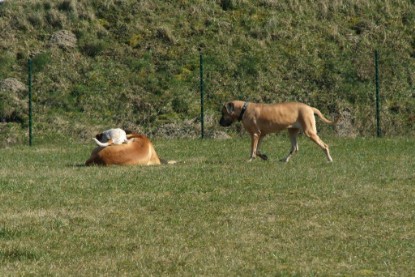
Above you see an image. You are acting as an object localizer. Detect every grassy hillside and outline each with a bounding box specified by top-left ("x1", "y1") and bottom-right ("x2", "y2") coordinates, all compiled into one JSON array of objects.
[{"x1": 1, "y1": 0, "x2": 415, "y2": 145}]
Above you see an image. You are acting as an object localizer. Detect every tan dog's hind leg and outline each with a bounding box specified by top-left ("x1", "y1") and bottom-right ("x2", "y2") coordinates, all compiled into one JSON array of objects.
[
  {"x1": 302, "y1": 111, "x2": 333, "y2": 162},
  {"x1": 305, "y1": 130, "x2": 333, "y2": 162},
  {"x1": 281, "y1": 128, "x2": 300, "y2": 162}
]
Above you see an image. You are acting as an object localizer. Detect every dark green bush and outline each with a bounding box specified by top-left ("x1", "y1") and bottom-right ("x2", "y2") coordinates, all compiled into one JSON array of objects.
[
  {"x1": 79, "y1": 39, "x2": 107, "y2": 57},
  {"x1": 31, "y1": 52, "x2": 51, "y2": 73}
]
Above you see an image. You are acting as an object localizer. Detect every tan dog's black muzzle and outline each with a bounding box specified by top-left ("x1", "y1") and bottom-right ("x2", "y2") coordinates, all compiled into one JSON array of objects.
[{"x1": 219, "y1": 116, "x2": 233, "y2": 127}]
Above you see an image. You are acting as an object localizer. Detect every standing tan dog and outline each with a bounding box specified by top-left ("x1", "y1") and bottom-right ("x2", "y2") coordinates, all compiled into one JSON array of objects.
[{"x1": 219, "y1": 101, "x2": 339, "y2": 162}]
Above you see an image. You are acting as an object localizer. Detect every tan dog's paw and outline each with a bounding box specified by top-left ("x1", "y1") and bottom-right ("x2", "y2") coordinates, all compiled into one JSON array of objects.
[{"x1": 258, "y1": 153, "x2": 268, "y2": 161}]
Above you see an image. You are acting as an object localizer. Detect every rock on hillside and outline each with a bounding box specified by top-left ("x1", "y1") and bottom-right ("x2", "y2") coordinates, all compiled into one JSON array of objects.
[
  {"x1": 49, "y1": 30, "x2": 77, "y2": 49},
  {"x1": 0, "y1": 78, "x2": 27, "y2": 123}
]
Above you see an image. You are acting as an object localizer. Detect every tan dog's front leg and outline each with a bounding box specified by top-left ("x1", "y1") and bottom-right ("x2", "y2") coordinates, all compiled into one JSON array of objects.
[
  {"x1": 249, "y1": 133, "x2": 260, "y2": 162},
  {"x1": 281, "y1": 128, "x2": 300, "y2": 162}
]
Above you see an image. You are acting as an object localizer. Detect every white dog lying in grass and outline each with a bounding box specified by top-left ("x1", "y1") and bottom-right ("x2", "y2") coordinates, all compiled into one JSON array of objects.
[{"x1": 93, "y1": 128, "x2": 133, "y2": 147}]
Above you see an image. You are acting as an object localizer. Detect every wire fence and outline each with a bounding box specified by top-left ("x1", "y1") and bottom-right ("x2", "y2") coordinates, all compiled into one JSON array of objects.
[{"x1": 2, "y1": 46, "x2": 415, "y2": 147}]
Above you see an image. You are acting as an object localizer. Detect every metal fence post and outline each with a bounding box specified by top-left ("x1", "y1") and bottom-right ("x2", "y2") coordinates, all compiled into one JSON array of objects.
[
  {"x1": 28, "y1": 59, "x2": 33, "y2": 146},
  {"x1": 375, "y1": 50, "x2": 381, "y2": 137},
  {"x1": 199, "y1": 49, "x2": 205, "y2": 139}
]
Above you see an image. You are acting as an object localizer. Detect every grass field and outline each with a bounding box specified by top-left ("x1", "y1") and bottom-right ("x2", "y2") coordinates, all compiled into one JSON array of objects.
[{"x1": 0, "y1": 136, "x2": 414, "y2": 276}]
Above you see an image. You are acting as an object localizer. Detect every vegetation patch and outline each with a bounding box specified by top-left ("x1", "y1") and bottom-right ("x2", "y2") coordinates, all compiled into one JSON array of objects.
[
  {"x1": 0, "y1": 249, "x2": 39, "y2": 262},
  {"x1": 0, "y1": 0, "x2": 414, "y2": 143}
]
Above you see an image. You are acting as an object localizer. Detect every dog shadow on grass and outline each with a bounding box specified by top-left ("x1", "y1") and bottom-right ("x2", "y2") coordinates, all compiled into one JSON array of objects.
[
  {"x1": 65, "y1": 160, "x2": 181, "y2": 168},
  {"x1": 67, "y1": 163, "x2": 87, "y2": 168}
]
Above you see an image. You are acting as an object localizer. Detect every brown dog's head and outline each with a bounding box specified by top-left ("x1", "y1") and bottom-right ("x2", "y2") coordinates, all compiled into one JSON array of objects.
[
  {"x1": 95, "y1": 133, "x2": 105, "y2": 142},
  {"x1": 219, "y1": 101, "x2": 240, "y2": 127}
]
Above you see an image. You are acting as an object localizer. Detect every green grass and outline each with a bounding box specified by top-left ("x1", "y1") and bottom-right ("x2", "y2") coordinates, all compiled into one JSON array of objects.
[{"x1": 1, "y1": 137, "x2": 414, "y2": 275}]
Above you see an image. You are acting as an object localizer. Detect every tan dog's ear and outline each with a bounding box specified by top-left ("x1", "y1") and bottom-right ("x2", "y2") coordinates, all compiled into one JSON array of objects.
[{"x1": 226, "y1": 102, "x2": 235, "y2": 114}]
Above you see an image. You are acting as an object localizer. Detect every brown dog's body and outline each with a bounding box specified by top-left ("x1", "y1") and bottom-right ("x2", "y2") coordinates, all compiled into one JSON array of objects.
[
  {"x1": 219, "y1": 101, "x2": 338, "y2": 162},
  {"x1": 85, "y1": 133, "x2": 161, "y2": 166}
]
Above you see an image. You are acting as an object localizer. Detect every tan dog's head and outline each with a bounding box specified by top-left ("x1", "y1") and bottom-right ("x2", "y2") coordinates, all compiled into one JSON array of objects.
[
  {"x1": 219, "y1": 102, "x2": 236, "y2": 127},
  {"x1": 219, "y1": 101, "x2": 240, "y2": 127}
]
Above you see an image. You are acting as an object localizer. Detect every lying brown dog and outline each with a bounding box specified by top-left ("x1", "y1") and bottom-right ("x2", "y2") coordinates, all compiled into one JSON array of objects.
[
  {"x1": 85, "y1": 133, "x2": 162, "y2": 166},
  {"x1": 219, "y1": 101, "x2": 339, "y2": 162}
]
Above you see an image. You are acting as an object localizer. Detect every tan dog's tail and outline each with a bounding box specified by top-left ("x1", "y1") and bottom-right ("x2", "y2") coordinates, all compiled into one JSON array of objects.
[
  {"x1": 93, "y1": 138, "x2": 112, "y2": 147},
  {"x1": 159, "y1": 158, "x2": 178, "y2": 165},
  {"x1": 312, "y1": 108, "x2": 340, "y2": 125}
]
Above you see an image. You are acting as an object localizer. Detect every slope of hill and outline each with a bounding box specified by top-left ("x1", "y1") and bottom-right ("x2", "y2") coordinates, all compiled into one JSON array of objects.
[{"x1": 1, "y1": 0, "x2": 414, "y2": 145}]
